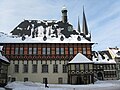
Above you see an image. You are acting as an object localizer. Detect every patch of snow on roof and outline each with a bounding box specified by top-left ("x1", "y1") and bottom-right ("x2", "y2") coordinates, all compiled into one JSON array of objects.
[
  {"x1": 108, "y1": 48, "x2": 120, "y2": 58},
  {"x1": 0, "y1": 31, "x2": 93, "y2": 44},
  {"x1": 93, "y1": 52, "x2": 116, "y2": 64},
  {"x1": 69, "y1": 53, "x2": 93, "y2": 64}
]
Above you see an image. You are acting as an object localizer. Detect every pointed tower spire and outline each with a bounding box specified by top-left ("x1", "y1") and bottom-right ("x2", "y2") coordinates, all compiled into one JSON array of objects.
[
  {"x1": 77, "y1": 16, "x2": 81, "y2": 34},
  {"x1": 82, "y1": 6, "x2": 88, "y2": 35}
]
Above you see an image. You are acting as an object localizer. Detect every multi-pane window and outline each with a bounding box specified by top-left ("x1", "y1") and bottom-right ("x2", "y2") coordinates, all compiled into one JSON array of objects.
[
  {"x1": 71, "y1": 64, "x2": 75, "y2": 70},
  {"x1": 14, "y1": 64, "x2": 19, "y2": 73},
  {"x1": 83, "y1": 48, "x2": 87, "y2": 55},
  {"x1": 29, "y1": 48, "x2": 32, "y2": 54},
  {"x1": 69, "y1": 48, "x2": 73, "y2": 54},
  {"x1": 56, "y1": 48, "x2": 60, "y2": 54},
  {"x1": 63, "y1": 65, "x2": 67, "y2": 73},
  {"x1": 80, "y1": 64, "x2": 84, "y2": 70},
  {"x1": 89, "y1": 64, "x2": 93, "y2": 70},
  {"x1": 20, "y1": 47, "x2": 23, "y2": 55},
  {"x1": 33, "y1": 48, "x2": 37, "y2": 55},
  {"x1": 23, "y1": 64, "x2": 28, "y2": 73},
  {"x1": 24, "y1": 77, "x2": 28, "y2": 82},
  {"x1": 47, "y1": 48, "x2": 50, "y2": 55},
  {"x1": 53, "y1": 64, "x2": 58, "y2": 73},
  {"x1": 15, "y1": 48, "x2": 19, "y2": 54},
  {"x1": 84, "y1": 64, "x2": 89, "y2": 71},
  {"x1": 42, "y1": 48, "x2": 46, "y2": 55},
  {"x1": 42, "y1": 64, "x2": 48, "y2": 73},
  {"x1": 58, "y1": 77, "x2": 63, "y2": 84},
  {"x1": 61, "y1": 48, "x2": 64, "y2": 54},
  {"x1": 75, "y1": 64, "x2": 80, "y2": 71},
  {"x1": 32, "y1": 64, "x2": 37, "y2": 73}
]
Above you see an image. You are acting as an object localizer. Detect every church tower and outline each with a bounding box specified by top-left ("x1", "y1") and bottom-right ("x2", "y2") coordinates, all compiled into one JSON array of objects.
[
  {"x1": 82, "y1": 7, "x2": 89, "y2": 36},
  {"x1": 82, "y1": 7, "x2": 91, "y2": 41},
  {"x1": 61, "y1": 6, "x2": 68, "y2": 23}
]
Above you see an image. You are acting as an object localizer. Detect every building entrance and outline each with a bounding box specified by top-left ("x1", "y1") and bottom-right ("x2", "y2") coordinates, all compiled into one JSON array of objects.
[{"x1": 97, "y1": 72, "x2": 103, "y2": 80}]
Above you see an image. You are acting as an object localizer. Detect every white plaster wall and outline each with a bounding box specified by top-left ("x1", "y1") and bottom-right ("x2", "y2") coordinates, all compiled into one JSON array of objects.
[{"x1": 8, "y1": 60, "x2": 68, "y2": 84}]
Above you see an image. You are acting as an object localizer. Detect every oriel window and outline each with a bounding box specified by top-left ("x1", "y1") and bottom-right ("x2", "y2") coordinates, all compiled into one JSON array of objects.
[{"x1": 75, "y1": 64, "x2": 80, "y2": 71}]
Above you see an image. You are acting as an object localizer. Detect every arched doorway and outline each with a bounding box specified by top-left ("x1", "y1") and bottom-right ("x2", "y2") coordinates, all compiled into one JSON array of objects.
[{"x1": 97, "y1": 72, "x2": 103, "y2": 80}]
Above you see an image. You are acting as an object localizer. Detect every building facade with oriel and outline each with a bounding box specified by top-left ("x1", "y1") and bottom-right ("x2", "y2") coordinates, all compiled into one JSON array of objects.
[
  {"x1": 0, "y1": 6, "x2": 118, "y2": 84},
  {"x1": 0, "y1": 7, "x2": 94, "y2": 84}
]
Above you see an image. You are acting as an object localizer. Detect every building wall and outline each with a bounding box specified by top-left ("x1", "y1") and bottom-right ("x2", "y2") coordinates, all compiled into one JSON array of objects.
[
  {"x1": 4, "y1": 43, "x2": 92, "y2": 84},
  {"x1": 68, "y1": 63, "x2": 94, "y2": 84},
  {"x1": 115, "y1": 58, "x2": 120, "y2": 79},
  {"x1": 8, "y1": 60, "x2": 68, "y2": 84},
  {"x1": 94, "y1": 64, "x2": 117, "y2": 80},
  {"x1": 0, "y1": 61, "x2": 9, "y2": 86}
]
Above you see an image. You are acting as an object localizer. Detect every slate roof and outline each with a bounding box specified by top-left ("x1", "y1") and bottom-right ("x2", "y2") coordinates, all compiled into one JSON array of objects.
[{"x1": 92, "y1": 51, "x2": 116, "y2": 64}]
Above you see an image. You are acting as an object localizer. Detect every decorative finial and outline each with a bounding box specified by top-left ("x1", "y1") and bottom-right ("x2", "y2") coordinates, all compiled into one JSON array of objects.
[{"x1": 62, "y1": 5, "x2": 67, "y2": 10}]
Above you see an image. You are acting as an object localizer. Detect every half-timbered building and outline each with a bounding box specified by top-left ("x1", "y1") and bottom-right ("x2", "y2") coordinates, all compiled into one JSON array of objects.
[
  {"x1": 92, "y1": 51, "x2": 117, "y2": 80},
  {"x1": 0, "y1": 46, "x2": 9, "y2": 86}
]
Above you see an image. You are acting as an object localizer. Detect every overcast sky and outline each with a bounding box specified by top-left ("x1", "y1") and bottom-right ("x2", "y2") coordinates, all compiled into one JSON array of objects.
[{"x1": 0, "y1": 0, "x2": 120, "y2": 50}]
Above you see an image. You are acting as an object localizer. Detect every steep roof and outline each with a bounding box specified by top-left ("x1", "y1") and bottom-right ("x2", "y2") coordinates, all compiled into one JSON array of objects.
[
  {"x1": 92, "y1": 51, "x2": 116, "y2": 64},
  {"x1": 0, "y1": 7, "x2": 93, "y2": 44},
  {"x1": 0, "y1": 31, "x2": 94, "y2": 44},
  {"x1": 82, "y1": 7, "x2": 88, "y2": 35},
  {"x1": 68, "y1": 53, "x2": 93, "y2": 64},
  {"x1": 108, "y1": 47, "x2": 120, "y2": 58}
]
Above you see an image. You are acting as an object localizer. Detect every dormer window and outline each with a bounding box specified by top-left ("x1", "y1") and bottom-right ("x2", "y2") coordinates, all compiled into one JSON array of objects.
[{"x1": 117, "y1": 51, "x2": 120, "y2": 56}]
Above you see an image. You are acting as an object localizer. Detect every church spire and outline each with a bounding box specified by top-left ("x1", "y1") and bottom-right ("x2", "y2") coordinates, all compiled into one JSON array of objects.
[
  {"x1": 82, "y1": 6, "x2": 88, "y2": 35},
  {"x1": 77, "y1": 16, "x2": 81, "y2": 34}
]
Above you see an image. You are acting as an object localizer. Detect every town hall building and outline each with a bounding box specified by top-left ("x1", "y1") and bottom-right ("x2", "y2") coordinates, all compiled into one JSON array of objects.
[{"x1": 0, "y1": 7, "x2": 118, "y2": 85}]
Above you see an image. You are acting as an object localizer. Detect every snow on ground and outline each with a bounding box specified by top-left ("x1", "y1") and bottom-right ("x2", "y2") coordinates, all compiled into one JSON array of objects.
[
  {"x1": 4, "y1": 80, "x2": 120, "y2": 90},
  {"x1": 0, "y1": 88, "x2": 5, "y2": 90}
]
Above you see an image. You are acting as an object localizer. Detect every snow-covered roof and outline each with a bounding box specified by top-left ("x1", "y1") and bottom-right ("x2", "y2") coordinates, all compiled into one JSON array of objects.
[
  {"x1": 68, "y1": 53, "x2": 93, "y2": 64},
  {"x1": 108, "y1": 47, "x2": 120, "y2": 58},
  {"x1": 0, "y1": 46, "x2": 9, "y2": 63},
  {"x1": 0, "y1": 32, "x2": 93, "y2": 44},
  {"x1": 0, "y1": 46, "x2": 3, "y2": 51},
  {"x1": 92, "y1": 51, "x2": 116, "y2": 64}
]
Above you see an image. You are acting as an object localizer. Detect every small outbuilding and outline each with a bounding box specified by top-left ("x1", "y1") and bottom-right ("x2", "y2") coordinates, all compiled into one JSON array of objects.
[{"x1": 68, "y1": 53, "x2": 94, "y2": 84}]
